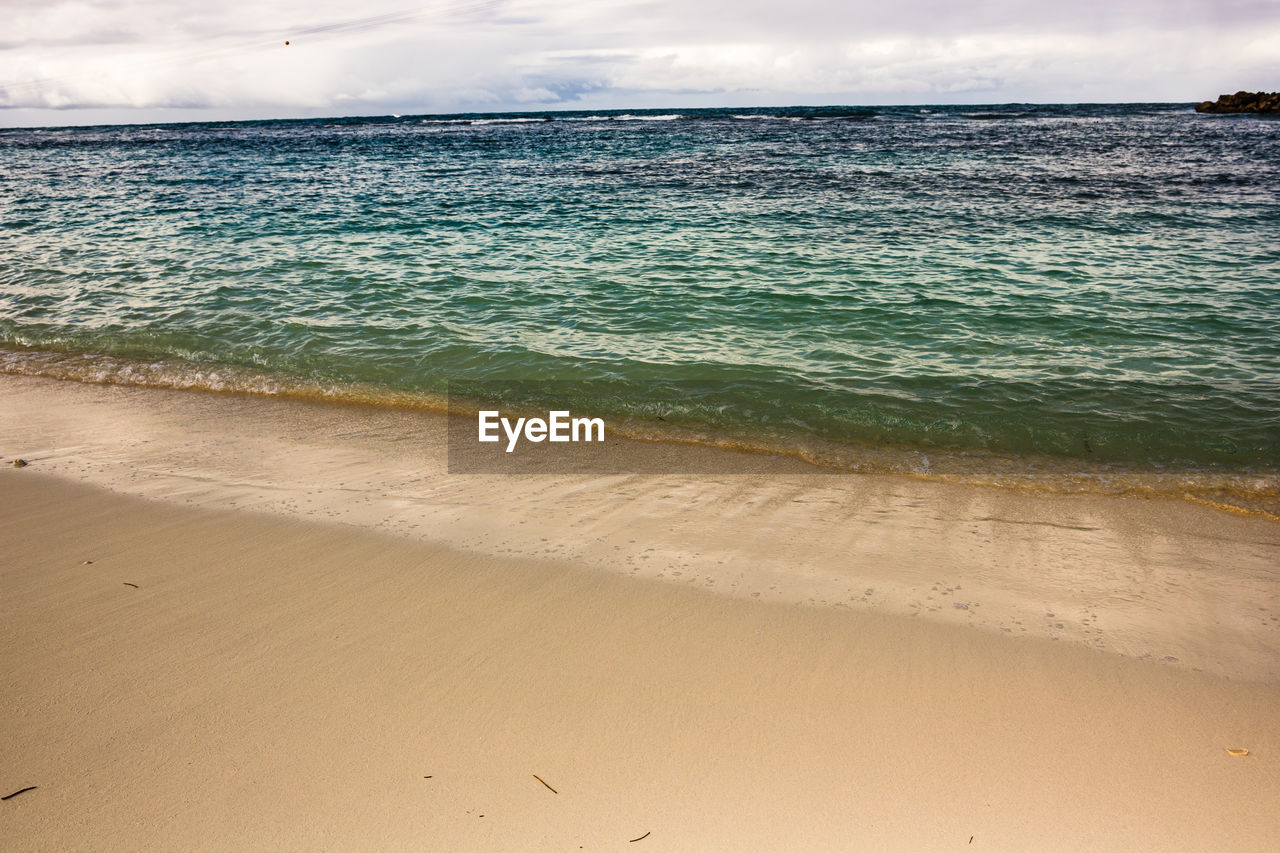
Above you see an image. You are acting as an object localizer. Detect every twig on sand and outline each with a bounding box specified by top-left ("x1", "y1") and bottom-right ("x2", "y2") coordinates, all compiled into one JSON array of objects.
[
  {"x1": 532, "y1": 774, "x2": 557, "y2": 794},
  {"x1": 629, "y1": 830, "x2": 650, "y2": 842},
  {"x1": 123, "y1": 582, "x2": 139, "y2": 588},
  {"x1": 2, "y1": 786, "x2": 37, "y2": 801}
]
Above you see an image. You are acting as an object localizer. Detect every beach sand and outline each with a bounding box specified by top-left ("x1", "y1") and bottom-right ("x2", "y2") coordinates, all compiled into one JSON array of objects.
[{"x1": 2, "y1": 373, "x2": 1279, "y2": 850}]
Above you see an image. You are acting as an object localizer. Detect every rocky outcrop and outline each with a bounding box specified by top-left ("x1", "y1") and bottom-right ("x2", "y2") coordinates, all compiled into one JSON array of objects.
[{"x1": 1195, "y1": 91, "x2": 1280, "y2": 114}]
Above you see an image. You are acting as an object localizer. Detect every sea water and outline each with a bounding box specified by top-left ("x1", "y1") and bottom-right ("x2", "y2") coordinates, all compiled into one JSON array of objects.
[{"x1": 1, "y1": 104, "x2": 1277, "y2": 511}]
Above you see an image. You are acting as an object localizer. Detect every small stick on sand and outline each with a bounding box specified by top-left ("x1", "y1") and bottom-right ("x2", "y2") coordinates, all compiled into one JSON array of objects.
[
  {"x1": 2, "y1": 786, "x2": 37, "y2": 801},
  {"x1": 629, "y1": 831, "x2": 650, "y2": 842},
  {"x1": 532, "y1": 774, "x2": 557, "y2": 794},
  {"x1": 123, "y1": 582, "x2": 139, "y2": 588}
]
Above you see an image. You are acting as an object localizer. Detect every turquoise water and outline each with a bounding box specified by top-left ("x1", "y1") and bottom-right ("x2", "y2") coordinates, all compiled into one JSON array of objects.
[{"x1": 1, "y1": 104, "x2": 1278, "y2": 502}]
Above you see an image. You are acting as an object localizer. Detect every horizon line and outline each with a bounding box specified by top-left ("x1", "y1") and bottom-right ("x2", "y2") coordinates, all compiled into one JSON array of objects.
[{"x1": 0, "y1": 99, "x2": 1218, "y2": 132}]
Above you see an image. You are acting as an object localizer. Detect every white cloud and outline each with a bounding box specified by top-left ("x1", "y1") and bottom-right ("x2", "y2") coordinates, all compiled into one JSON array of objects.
[{"x1": 1, "y1": 0, "x2": 1278, "y2": 124}]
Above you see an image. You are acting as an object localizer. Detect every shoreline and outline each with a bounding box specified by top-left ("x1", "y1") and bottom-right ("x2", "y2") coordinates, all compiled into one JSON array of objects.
[
  {"x1": 3, "y1": 471, "x2": 1279, "y2": 850},
  {"x1": 3, "y1": 347, "x2": 1278, "y2": 518},
  {"x1": 3, "y1": 372, "x2": 1279, "y2": 683}
]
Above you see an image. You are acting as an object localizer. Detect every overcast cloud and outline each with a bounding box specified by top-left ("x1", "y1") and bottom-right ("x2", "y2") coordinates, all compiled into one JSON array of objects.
[{"x1": 2, "y1": 0, "x2": 1278, "y2": 125}]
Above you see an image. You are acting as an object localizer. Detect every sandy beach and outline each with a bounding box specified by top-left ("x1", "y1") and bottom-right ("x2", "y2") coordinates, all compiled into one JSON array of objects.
[{"x1": 3, "y1": 373, "x2": 1279, "y2": 850}]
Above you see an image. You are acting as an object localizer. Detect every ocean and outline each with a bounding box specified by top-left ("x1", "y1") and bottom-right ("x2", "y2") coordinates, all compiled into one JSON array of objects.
[{"x1": 1, "y1": 104, "x2": 1278, "y2": 512}]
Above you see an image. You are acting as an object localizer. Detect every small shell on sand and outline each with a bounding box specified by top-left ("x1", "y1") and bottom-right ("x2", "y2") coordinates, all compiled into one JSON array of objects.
[{"x1": 11, "y1": 458, "x2": 28, "y2": 467}]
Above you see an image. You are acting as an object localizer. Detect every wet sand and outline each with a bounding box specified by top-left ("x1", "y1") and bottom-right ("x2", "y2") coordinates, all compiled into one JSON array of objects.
[{"x1": 3, "y1": 373, "x2": 1278, "y2": 681}]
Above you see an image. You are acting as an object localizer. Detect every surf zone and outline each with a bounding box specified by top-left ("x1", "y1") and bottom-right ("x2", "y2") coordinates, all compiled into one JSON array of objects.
[{"x1": 478, "y1": 410, "x2": 605, "y2": 453}]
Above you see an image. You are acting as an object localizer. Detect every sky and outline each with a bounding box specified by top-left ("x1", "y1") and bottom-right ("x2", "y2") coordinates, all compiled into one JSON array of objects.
[{"x1": 1, "y1": 0, "x2": 1278, "y2": 126}]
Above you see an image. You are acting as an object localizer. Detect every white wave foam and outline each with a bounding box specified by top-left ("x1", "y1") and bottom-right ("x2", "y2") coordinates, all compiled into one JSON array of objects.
[{"x1": 418, "y1": 118, "x2": 549, "y2": 125}]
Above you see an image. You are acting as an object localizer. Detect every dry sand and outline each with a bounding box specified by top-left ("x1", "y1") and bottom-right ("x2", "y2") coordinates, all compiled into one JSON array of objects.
[{"x1": 2, "y1": 373, "x2": 1279, "y2": 850}]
